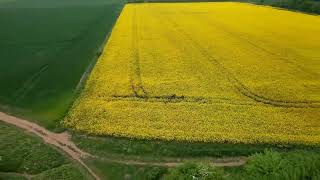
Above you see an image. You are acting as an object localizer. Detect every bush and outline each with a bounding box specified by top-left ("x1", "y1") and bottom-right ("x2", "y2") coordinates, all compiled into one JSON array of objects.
[
  {"x1": 283, "y1": 151, "x2": 320, "y2": 179},
  {"x1": 165, "y1": 162, "x2": 225, "y2": 180},
  {"x1": 162, "y1": 151, "x2": 320, "y2": 180},
  {"x1": 144, "y1": 167, "x2": 167, "y2": 180},
  {"x1": 245, "y1": 150, "x2": 290, "y2": 179},
  {"x1": 32, "y1": 164, "x2": 86, "y2": 180},
  {"x1": 244, "y1": 150, "x2": 320, "y2": 180}
]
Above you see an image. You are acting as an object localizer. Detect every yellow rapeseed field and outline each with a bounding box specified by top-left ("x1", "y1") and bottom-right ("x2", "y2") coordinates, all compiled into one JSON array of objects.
[{"x1": 64, "y1": 2, "x2": 320, "y2": 144}]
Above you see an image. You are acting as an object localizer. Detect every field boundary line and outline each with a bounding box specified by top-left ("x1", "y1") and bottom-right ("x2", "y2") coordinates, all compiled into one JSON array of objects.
[{"x1": 73, "y1": 3, "x2": 125, "y2": 102}]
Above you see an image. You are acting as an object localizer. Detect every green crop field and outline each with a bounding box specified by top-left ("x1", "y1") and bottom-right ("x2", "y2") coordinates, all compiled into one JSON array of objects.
[{"x1": 0, "y1": 0, "x2": 124, "y2": 130}]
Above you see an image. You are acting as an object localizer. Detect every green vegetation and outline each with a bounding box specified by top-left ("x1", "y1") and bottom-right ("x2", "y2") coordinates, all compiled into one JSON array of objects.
[
  {"x1": 72, "y1": 133, "x2": 320, "y2": 179},
  {"x1": 0, "y1": 122, "x2": 87, "y2": 180},
  {"x1": 243, "y1": 150, "x2": 320, "y2": 179},
  {"x1": 73, "y1": 134, "x2": 320, "y2": 161},
  {"x1": 81, "y1": 150, "x2": 320, "y2": 180},
  {"x1": 252, "y1": 0, "x2": 320, "y2": 14},
  {"x1": 2, "y1": 121, "x2": 318, "y2": 179},
  {"x1": 165, "y1": 163, "x2": 224, "y2": 180},
  {"x1": 231, "y1": 150, "x2": 320, "y2": 179},
  {"x1": 86, "y1": 158, "x2": 167, "y2": 180},
  {"x1": 0, "y1": 0, "x2": 125, "y2": 130},
  {"x1": 31, "y1": 165, "x2": 86, "y2": 180}
]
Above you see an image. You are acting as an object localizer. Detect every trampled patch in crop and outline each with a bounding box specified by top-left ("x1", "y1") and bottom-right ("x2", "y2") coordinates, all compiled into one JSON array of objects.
[{"x1": 65, "y1": 2, "x2": 320, "y2": 144}]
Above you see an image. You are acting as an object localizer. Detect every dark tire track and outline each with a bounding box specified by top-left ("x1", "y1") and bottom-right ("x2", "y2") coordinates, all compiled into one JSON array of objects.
[
  {"x1": 130, "y1": 5, "x2": 148, "y2": 98},
  {"x1": 109, "y1": 94, "x2": 257, "y2": 106},
  {"x1": 13, "y1": 64, "x2": 49, "y2": 103},
  {"x1": 202, "y1": 16, "x2": 319, "y2": 78}
]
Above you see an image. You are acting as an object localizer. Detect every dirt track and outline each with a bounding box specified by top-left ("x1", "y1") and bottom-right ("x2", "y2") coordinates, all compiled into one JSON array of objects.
[
  {"x1": 0, "y1": 112, "x2": 100, "y2": 180},
  {"x1": 95, "y1": 156, "x2": 248, "y2": 168},
  {"x1": 0, "y1": 111, "x2": 248, "y2": 180}
]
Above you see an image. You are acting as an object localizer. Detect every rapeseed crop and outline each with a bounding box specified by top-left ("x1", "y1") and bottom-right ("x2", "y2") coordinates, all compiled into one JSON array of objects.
[{"x1": 65, "y1": 2, "x2": 320, "y2": 144}]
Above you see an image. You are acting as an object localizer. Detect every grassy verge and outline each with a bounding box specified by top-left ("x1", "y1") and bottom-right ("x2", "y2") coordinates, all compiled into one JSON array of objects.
[
  {"x1": 83, "y1": 150, "x2": 320, "y2": 180},
  {"x1": 85, "y1": 158, "x2": 167, "y2": 180},
  {"x1": 0, "y1": 122, "x2": 89, "y2": 180},
  {"x1": 72, "y1": 133, "x2": 320, "y2": 161},
  {"x1": 166, "y1": 150, "x2": 320, "y2": 179}
]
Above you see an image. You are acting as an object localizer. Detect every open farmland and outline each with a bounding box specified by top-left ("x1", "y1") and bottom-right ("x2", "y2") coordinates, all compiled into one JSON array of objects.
[
  {"x1": 65, "y1": 2, "x2": 320, "y2": 144},
  {"x1": 0, "y1": 0, "x2": 124, "y2": 129}
]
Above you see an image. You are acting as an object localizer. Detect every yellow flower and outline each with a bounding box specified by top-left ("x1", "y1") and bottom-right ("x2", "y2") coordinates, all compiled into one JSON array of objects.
[{"x1": 64, "y1": 2, "x2": 320, "y2": 145}]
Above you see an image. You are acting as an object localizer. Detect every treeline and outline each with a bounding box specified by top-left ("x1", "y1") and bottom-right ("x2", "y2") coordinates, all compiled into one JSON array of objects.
[
  {"x1": 128, "y1": 0, "x2": 320, "y2": 14},
  {"x1": 251, "y1": 0, "x2": 320, "y2": 14},
  {"x1": 145, "y1": 150, "x2": 320, "y2": 180}
]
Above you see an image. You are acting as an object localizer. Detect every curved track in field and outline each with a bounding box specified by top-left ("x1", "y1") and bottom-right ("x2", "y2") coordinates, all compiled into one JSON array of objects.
[
  {"x1": 167, "y1": 19, "x2": 320, "y2": 108},
  {"x1": 152, "y1": 12, "x2": 320, "y2": 108}
]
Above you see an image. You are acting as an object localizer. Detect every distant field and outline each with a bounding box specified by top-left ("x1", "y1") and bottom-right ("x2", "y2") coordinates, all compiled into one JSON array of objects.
[
  {"x1": 0, "y1": 0, "x2": 124, "y2": 129},
  {"x1": 65, "y1": 2, "x2": 320, "y2": 144}
]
